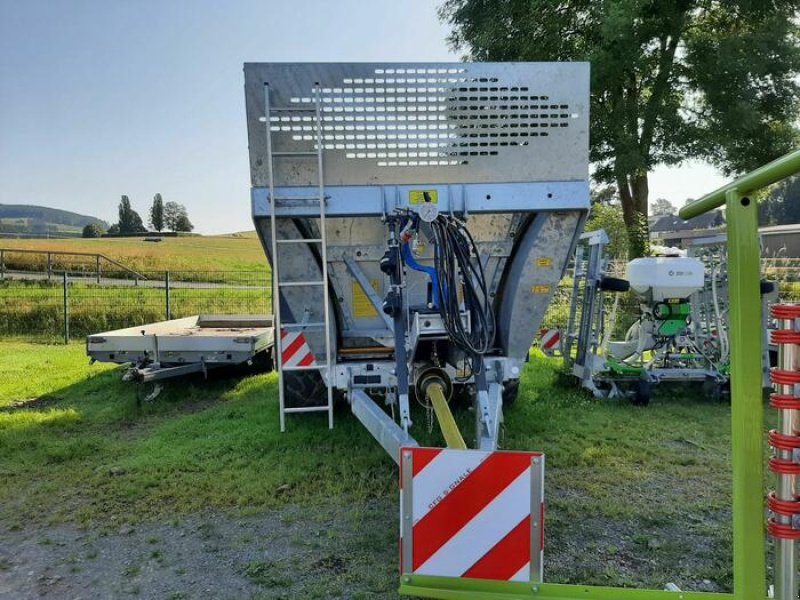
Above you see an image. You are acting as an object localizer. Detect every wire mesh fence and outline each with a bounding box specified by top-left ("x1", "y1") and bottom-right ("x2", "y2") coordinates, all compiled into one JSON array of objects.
[
  {"x1": 0, "y1": 270, "x2": 271, "y2": 341},
  {"x1": 0, "y1": 257, "x2": 796, "y2": 343}
]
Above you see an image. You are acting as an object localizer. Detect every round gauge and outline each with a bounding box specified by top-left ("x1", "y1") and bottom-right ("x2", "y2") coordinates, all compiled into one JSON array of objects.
[{"x1": 417, "y1": 202, "x2": 439, "y2": 223}]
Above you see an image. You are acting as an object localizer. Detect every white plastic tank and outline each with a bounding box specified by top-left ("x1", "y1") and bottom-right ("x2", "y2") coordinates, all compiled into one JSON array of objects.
[{"x1": 625, "y1": 256, "x2": 705, "y2": 301}]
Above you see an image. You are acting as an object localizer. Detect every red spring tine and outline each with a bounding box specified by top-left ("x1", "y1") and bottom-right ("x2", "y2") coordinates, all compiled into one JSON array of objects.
[
  {"x1": 768, "y1": 518, "x2": 800, "y2": 540},
  {"x1": 772, "y1": 369, "x2": 800, "y2": 386},
  {"x1": 771, "y1": 303, "x2": 800, "y2": 320}
]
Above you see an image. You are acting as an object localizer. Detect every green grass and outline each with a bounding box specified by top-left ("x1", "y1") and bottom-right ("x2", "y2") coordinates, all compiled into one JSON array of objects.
[
  {"x1": 0, "y1": 279, "x2": 270, "y2": 339},
  {"x1": 0, "y1": 232, "x2": 267, "y2": 274},
  {"x1": 0, "y1": 341, "x2": 773, "y2": 590}
]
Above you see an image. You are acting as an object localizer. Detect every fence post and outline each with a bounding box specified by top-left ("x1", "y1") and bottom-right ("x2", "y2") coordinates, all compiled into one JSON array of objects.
[
  {"x1": 165, "y1": 271, "x2": 171, "y2": 320},
  {"x1": 63, "y1": 272, "x2": 69, "y2": 344},
  {"x1": 96, "y1": 255, "x2": 101, "y2": 284},
  {"x1": 0, "y1": 249, "x2": 4, "y2": 280},
  {"x1": 48, "y1": 253, "x2": 52, "y2": 280}
]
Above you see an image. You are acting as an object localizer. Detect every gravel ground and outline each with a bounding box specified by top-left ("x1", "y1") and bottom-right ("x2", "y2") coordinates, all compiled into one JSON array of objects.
[
  {"x1": 0, "y1": 500, "x2": 399, "y2": 600},
  {"x1": 1, "y1": 500, "x2": 733, "y2": 599}
]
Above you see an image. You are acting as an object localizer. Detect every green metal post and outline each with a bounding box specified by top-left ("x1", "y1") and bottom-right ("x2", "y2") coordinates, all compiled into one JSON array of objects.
[
  {"x1": 725, "y1": 188, "x2": 767, "y2": 600},
  {"x1": 63, "y1": 272, "x2": 69, "y2": 344}
]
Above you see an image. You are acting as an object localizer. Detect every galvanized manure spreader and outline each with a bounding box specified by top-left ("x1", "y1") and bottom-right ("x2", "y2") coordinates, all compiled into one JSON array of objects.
[
  {"x1": 244, "y1": 61, "x2": 589, "y2": 455},
  {"x1": 243, "y1": 63, "x2": 800, "y2": 600}
]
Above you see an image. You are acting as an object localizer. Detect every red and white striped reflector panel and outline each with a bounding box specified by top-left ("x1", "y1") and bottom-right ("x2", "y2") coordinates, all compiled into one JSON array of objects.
[
  {"x1": 400, "y1": 447, "x2": 544, "y2": 584},
  {"x1": 539, "y1": 328, "x2": 561, "y2": 355},
  {"x1": 280, "y1": 329, "x2": 316, "y2": 368}
]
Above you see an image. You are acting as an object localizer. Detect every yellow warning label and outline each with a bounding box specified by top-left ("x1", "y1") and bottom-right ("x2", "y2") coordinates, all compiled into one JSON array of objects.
[
  {"x1": 353, "y1": 279, "x2": 380, "y2": 318},
  {"x1": 536, "y1": 257, "x2": 553, "y2": 268},
  {"x1": 531, "y1": 285, "x2": 552, "y2": 295},
  {"x1": 409, "y1": 190, "x2": 438, "y2": 205}
]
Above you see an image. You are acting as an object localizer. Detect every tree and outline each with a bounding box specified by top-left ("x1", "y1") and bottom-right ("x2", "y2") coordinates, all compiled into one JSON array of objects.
[
  {"x1": 149, "y1": 193, "x2": 165, "y2": 232},
  {"x1": 117, "y1": 195, "x2": 146, "y2": 234},
  {"x1": 107, "y1": 223, "x2": 120, "y2": 235},
  {"x1": 173, "y1": 213, "x2": 194, "y2": 233},
  {"x1": 651, "y1": 198, "x2": 676, "y2": 217},
  {"x1": 441, "y1": 1, "x2": 800, "y2": 256},
  {"x1": 759, "y1": 176, "x2": 800, "y2": 226},
  {"x1": 591, "y1": 184, "x2": 618, "y2": 206},
  {"x1": 163, "y1": 201, "x2": 193, "y2": 232},
  {"x1": 585, "y1": 202, "x2": 629, "y2": 259},
  {"x1": 82, "y1": 223, "x2": 103, "y2": 238}
]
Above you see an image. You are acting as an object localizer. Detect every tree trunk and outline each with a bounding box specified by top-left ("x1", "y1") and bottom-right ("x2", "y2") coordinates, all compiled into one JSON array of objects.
[{"x1": 616, "y1": 171, "x2": 650, "y2": 258}]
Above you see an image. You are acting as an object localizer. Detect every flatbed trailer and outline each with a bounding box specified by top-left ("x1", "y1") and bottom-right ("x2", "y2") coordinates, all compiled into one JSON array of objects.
[{"x1": 86, "y1": 315, "x2": 274, "y2": 382}]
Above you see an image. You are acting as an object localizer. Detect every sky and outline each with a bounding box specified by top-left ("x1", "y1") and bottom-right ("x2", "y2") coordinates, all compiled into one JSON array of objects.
[{"x1": 0, "y1": 0, "x2": 729, "y2": 234}]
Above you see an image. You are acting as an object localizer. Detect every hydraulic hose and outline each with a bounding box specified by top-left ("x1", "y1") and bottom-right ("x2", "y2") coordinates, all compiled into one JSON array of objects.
[{"x1": 401, "y1": 242, "x2": 440, "y2": 307}]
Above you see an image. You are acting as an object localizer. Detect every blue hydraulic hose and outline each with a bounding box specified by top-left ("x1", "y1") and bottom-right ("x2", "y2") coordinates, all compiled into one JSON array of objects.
[{"x1": 401, "y1": 242, "x2": 440, "y2": 308}]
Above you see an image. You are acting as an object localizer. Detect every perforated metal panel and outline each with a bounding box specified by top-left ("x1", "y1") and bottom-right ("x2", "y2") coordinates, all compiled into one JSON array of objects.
[{"x1": 244, "y1": 62, "x2": 589, "y2": 187}]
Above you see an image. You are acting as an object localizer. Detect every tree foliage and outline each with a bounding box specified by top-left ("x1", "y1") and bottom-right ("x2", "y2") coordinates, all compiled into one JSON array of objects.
[
  {"x1": 149, "y1": 193, "x2": 165, "y2": 232},
  {"x1": 585, "y1": 201, "x2": 630, "y2": 259},
  {"x1": 651, "y1": 198, "x2": 676, "y2": 216},
  {"x1": 440, "y1": 0, "x2": 800, "y2": 256},
  {"x1": 163, "y1": 201, "x2": 194, "y2": 232},
  {"x1": 81, "y1": 223, "x2": 104, "y2": 238},
  {"x1": 759, "y1": 176, "x2": 800, "y2": 226},
  {"x1": 116, "y1": 195, "x2": 146, "y2": 234}
]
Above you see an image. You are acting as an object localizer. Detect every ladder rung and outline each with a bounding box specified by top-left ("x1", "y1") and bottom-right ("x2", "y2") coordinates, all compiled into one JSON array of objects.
[
  {"x1": 278, "y1": 280, "x2": 325, "y2": 287},
  {"x1": 282, "y1": 364, "x2": 328, "y2": 372},
  {"x1": 284, "y1": 406, "x2": 331, "y2": 414},
  {"x1": 272, "y1": 151, "x2": 317, "y2": 157},
  {"x1": 276, "y1": 238, "x2": 323, "y2": 244},
  {"x1": 281, "y1": 322, "x2": 326, "y2": 329}
]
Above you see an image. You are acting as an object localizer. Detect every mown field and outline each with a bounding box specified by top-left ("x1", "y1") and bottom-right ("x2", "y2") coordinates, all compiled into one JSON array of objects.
[
  {"x1": 0, "y1": 232, "x2": 267, "y2": 273},
  {"x1": 0, "y1": 341, "x2": 779, "y2": 596}
]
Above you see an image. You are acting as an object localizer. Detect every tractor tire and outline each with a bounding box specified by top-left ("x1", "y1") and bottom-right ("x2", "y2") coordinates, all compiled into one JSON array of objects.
[
  {"x1": 503, "y1": 379, "x2": 520, "y2": 407},
  {"x1": 631, "y1": 378, "x2": 651, "y2": 406},
  {"x1": 252, "y1": 349, "x2": 274, "y2": 373},
  {"x1": 599, "y1": 276, "x2": 630, "y2": 293},
  {"x1": 284, "y1": 370, "x2": 328, "y2": 409}
]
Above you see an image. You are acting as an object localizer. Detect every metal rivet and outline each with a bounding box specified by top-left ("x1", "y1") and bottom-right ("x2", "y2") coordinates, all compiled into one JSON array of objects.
[
  {"x1": 403, "y1": 576, "x2": 411, "y2": 583},
  {"x1": 531, "y1": 584, "x2": 539, "y2": 593}
]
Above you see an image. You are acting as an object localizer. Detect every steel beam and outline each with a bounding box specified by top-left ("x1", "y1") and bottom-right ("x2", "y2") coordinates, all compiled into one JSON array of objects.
[
  {"x1": 399, "y1": 575, "x2": 751, "y2": 600},
  {"x1": 350, "y1": 389, "x2": 417, "y2": 464}
]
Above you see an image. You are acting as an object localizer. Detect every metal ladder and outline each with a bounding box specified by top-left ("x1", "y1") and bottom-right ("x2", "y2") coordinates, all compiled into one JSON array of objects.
[{"x1": 264, "y1": 83, "x2": 334, "y2": 431}]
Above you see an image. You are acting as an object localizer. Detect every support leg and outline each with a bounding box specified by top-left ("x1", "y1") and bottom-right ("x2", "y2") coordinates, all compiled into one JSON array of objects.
[{"x1": 725, "y1": 189, "x2": 767, "y2": 600}]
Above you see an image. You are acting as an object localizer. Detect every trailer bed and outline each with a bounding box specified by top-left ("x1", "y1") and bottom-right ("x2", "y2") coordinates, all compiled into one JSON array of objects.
[{"x1": 87, "y1": 315, "x2": 274, "y2": 374}]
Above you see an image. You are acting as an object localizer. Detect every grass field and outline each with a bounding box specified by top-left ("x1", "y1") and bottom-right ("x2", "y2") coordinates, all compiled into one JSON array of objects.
[
  {"x1": 0, "y1": 231, "x2": 266, "y2": 273},
  {"x1": 0, "y1": 277, "x2": 271, "y2": 339},
  {"x1": 0, "y1": 341, "x2": 777, "y2": 592}
]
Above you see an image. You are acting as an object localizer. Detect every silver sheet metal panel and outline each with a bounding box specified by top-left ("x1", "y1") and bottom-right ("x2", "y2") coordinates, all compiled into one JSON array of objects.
[{"x1": 244, "y1": 62, "x2": 589, "y2": 187}]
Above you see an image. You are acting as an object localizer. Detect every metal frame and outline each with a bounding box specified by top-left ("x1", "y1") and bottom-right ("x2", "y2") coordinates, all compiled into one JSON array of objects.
[{"x1": 401, "y1": 149, "x2": 800, "y2": 599}]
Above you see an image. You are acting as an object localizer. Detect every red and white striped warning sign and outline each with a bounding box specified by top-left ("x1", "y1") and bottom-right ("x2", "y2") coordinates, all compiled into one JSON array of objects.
[
  {"x1": 280, "y1": 329, "x2": 316, "y2": 368},
  {"x1": 539, "y1": 328, "x2": 561, "y2": 355},
  {"x1": 400, "y1": 447, "x2": 544, "y2": 583}
]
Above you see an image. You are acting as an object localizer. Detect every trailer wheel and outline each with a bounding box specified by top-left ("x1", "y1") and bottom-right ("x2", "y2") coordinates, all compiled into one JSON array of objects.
[
  {"x1": 599, "y1": 276, "x2": 630, "y2": 293},
  {"x1": 284, "y1": 371, "x2": 328, "y2": 409},
  {"x1": 631, "y1": 378, "x2": 651, "y2": 406},
  {"x1": 252, "y1": 349, "x2": 274, "y2": 373},
  {"x1": 503, "y1": 379, "x2": 520, "y2": 407}
]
